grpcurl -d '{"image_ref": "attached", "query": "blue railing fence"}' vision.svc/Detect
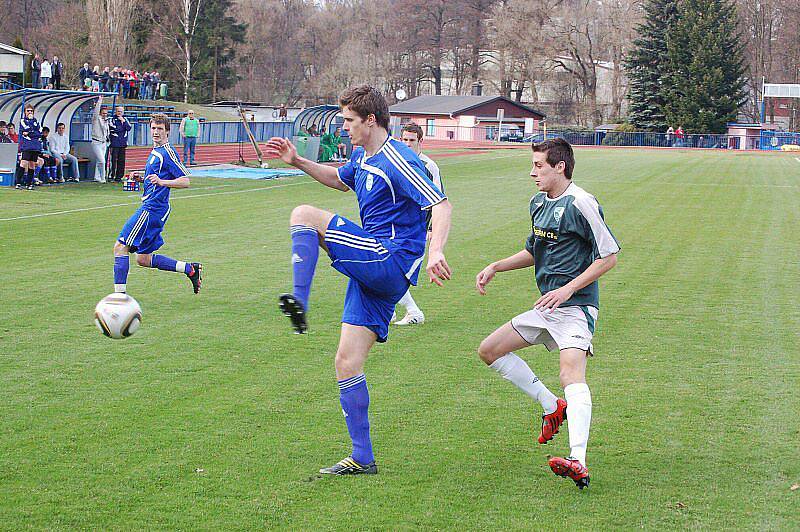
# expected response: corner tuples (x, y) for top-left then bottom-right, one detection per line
(66, 116), (799, 151)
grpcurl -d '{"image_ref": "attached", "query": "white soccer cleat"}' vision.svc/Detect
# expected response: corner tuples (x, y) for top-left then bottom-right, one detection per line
(395, 312), (425, 326)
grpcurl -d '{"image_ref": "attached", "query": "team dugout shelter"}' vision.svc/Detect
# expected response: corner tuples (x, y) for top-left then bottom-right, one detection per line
(0, 88), (118, 184)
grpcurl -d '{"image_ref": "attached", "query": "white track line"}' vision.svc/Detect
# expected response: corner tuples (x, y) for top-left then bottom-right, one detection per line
(795, 157), (800, 163)
(0, 180), (314, 222)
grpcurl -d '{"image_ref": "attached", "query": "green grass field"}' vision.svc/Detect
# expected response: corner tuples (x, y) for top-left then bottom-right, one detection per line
(1, 148), (798, 529)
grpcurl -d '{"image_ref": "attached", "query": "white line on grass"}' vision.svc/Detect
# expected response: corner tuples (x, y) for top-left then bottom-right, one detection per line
(795, 157), (800, 163)
(0, 180), (314, 222)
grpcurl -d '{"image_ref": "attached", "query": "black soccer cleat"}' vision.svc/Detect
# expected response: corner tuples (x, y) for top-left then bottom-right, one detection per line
(319, 456), (378, 476)
(279, 293), (307, 334)
(186, 262), (203, 294)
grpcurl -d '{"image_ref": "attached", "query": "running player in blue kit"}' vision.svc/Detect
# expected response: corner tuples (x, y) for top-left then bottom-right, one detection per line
(113, 113), (202, 295)
(265, 86), (452, 475)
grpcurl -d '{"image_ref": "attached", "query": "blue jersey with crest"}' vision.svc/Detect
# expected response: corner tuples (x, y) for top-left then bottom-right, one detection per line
(336, 136), (446, 282)
(141, 143), (188, 212)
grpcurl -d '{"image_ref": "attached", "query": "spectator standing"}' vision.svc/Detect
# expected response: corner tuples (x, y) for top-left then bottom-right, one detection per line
(7, 123), (18, 142)
(52, 56), (63, 89)
(100, 67), (111, 92)
(31, 54), (42, 89)
(141, 72), (150, 100)
(278, 104), (287, 121)
(79, 63), (91, 89)
(90, 97), (110, 182)
(152, 72), (161, 99)
(179, 110), (200, 165)
(111, 67), (120, 94)
(675, 125), (685, 147)
(51, 122), (80, 181)
(91, 66), (101, 91)
(40, 59), (52, 89)
(109, 106), (132, 182)
(18, 104), (43, 190)
(666, 126), (675, 147)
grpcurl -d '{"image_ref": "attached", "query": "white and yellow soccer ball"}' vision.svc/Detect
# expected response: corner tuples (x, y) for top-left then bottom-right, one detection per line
(94, 293), (142, 339)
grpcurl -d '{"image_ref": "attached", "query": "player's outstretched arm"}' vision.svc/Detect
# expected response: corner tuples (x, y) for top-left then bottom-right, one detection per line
(264, 136), (347, 191)
(426, 199), (453, 286)
(534, 253), (617, 311)
(475, 250), (535, 295)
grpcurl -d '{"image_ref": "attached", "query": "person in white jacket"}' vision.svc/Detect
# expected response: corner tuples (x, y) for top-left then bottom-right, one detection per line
(91, 97), (110, 182)
(40, 60), (52, 88)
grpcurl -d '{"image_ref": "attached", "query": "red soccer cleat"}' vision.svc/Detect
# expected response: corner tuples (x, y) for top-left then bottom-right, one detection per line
(538, 398), (567, 444)
(548, 456), (590, 489)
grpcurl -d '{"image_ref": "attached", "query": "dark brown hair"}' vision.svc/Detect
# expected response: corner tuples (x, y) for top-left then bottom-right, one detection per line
(532, 138), (575, 179)
(401, 122), (424, 140)
(150, 113), (171, 132)
(339, 85), (390, 130)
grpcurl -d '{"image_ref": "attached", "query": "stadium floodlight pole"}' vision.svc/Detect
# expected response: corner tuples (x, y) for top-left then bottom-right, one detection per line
(237, 102), (266, 168)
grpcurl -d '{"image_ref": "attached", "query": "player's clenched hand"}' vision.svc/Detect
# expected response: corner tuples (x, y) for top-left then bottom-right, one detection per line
(475, 264), (497, 295)
(426, 251), (451, 286)
(264, 137), (298, 165)
(146, 174), (161, 185)
(534, 286), (574, 311)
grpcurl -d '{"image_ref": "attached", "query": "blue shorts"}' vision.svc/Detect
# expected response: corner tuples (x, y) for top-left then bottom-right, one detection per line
(118, 206), (170, 254)
(325, 215), (411, 342)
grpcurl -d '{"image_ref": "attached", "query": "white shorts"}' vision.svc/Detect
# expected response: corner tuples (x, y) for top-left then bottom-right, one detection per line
(510, 305), (598, 354)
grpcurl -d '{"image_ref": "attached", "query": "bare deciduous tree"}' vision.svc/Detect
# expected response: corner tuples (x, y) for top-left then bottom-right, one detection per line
(86, 0), (137, 66)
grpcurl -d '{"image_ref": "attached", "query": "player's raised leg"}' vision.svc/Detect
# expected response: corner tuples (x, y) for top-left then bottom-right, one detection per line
(319, 324), (378, 475)
(478, 322), (566, 444)
(279, 204), (334, 334)
(136, 253), (202, 293)
(549, 347), (591, 488)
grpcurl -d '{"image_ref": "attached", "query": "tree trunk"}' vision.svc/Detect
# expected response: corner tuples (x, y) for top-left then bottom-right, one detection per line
(212, 44), (218, 102)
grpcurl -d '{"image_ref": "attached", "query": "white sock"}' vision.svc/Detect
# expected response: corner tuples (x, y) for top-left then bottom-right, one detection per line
(175, 260), (186, 273)
(489, 352), (558, 413)
(564, 382), (592, 466)
(114, 283), (126, 293)
(398, 289), (421, 314)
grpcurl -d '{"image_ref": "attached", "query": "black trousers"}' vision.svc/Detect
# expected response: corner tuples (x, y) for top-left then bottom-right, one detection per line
(52, 75), (61, 90)
(110, 146), (126, 181)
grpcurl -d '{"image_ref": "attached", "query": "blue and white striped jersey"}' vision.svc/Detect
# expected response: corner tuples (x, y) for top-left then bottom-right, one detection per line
(337, 136), (446, 281)
(141, 143), (188, 212)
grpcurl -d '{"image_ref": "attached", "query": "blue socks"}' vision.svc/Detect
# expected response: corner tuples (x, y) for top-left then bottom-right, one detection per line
(290, 225), (319, 309)
(114, 255), (129, 292)
(338, 374), (374, 465)
(151, 254), (192, 274)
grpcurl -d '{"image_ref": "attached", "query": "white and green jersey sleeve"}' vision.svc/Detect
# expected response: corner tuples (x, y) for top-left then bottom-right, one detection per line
(525, 182), (620, 308)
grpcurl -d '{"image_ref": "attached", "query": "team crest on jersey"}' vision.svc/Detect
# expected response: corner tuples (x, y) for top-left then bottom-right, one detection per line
(553, 206), (565, 223)
(366, 174), (374, 191)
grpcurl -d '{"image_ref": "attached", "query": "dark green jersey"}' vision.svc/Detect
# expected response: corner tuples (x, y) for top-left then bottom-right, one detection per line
(525, 182), (620, 308)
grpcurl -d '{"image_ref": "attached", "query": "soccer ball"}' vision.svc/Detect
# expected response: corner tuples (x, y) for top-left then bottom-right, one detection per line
(94, 293), (142, 339)
(260, 162), (270, 169)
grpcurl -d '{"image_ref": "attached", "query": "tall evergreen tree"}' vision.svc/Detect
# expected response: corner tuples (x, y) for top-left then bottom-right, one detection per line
(189, 0), (246, 103)
(624, 0), (679, 131)
(663, 0), (747, 133)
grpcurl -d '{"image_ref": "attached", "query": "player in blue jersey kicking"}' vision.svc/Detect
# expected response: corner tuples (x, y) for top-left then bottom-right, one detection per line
(113, 113), (202, 295)
(475, 138), (619, 489)
(265, 85), (452, 475)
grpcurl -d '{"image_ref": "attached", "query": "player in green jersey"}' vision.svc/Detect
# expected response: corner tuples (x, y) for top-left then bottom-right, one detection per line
(475, 138), (620, 489)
